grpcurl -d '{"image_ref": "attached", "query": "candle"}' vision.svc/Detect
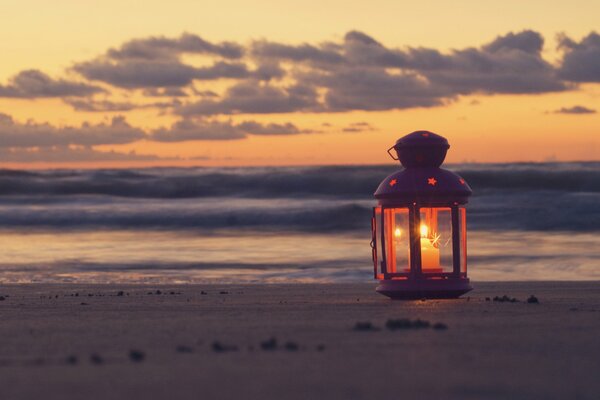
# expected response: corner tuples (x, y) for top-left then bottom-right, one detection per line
(420, 224), (440, 270)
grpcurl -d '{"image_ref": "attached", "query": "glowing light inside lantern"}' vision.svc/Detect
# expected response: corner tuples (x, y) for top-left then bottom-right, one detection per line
(394, 227), (402, 238)
(420, 224), (428, 238)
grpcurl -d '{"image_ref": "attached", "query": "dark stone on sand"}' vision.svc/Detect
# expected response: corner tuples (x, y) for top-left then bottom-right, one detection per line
(354, 322), (379, 331)
(201, 291), (208, 295)
(433, 322), (448, 330)
(129, 350), (145, 362)
(386, 318), (430, 330)
(260, 337), (278, 350)
(65, 355), (78, 365)
(316, 344), (325, 352)
(220, 291), (229, 295)
(117, 291), (124, 296)
(155, 290), (162, 295)
(212, 341), (238, 353)
(493, 295), (519, 303)
(176, 345), (194, 353)
(170, 291), (175, 295)
(147, 292), (153, 295)
(485, 297), (491, 301)
(0, 296), (5, 301)
(90, 353), (103, 365)
(80, 302), (89, 306)
(527, 295), (539, 304)
(284, 342), (299, 351)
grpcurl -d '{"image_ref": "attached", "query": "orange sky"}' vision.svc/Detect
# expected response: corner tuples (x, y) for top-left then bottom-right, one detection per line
(0, 0), (598, 168)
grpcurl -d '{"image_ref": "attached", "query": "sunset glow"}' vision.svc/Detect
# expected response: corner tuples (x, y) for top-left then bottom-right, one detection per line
(0, 0), (598, 168)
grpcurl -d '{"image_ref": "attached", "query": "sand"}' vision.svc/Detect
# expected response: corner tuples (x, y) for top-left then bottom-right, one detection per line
(0, 282), (598, 400)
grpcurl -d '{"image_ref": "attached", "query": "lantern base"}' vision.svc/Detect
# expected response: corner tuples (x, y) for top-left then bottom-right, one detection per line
(376, 278), (472, 300)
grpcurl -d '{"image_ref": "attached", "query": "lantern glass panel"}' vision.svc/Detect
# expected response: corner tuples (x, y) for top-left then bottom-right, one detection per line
(372, 207), (382, 279)
(460, 207), (467, 275)
(383, 208), (410, 274)
(388, 208), (410, 273)
(419, 207), (453, 274)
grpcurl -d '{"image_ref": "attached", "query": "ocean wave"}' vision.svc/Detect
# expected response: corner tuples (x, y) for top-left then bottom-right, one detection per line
(0, 162), (598, 199)
(0, 163), (598, 232)
(0, 191), (597, 232)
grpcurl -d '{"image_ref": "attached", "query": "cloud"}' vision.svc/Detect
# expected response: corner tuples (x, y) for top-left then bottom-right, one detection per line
(238, 30), (567, 115)
(143, 87), (189, 97)
(2, 30), (591, 118)
(73, 59), (250, 89)
(0, 113), (146, 148)
(152, 118), (305, 141)
(306, 68), (448, 111)
(251, 40), (344, 66)
(0, 147), (171, 163)
(0, 70), (103, 98)
(558, 32), (600, 82)
(411, 30), (567, 94)
(341, 121), (376, 132)
(106, 33), (244, 60)
(553, 105), (596, 114)
(236, 121), (303, 135)
(177, 80), (319, 115)
(64, 98), (138, 112)
(71, 32), (249, 89)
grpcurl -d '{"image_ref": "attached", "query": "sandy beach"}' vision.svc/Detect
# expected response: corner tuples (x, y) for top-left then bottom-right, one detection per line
(0, 282), (598, 400)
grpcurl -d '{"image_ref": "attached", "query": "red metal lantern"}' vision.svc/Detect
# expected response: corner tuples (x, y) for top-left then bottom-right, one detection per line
(371, 131), (473, 299)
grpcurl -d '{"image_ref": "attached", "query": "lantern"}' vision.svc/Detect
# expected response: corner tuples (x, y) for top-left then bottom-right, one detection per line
(371, 131), (473, 299)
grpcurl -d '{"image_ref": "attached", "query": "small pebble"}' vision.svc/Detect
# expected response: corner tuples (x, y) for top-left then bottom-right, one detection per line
(316, 344), (325, 352)
(65, 355), (78, 365)
(284, 342), (299, 351)
(117, 291), (124, 296)
(353, 322), (379, 331)
(155, 290), (162, 295)
(201, 291), (208, 295)
(527, 295), (539, 304)
(0, 296), (5, 301)
(90, 353), (104, 365)
(129, 350), (145, 362)
(220, 291), (229, 295)
(260, 337), (278, 351)
(386, 318), (430, 330)
(176, 345), (194, 353)
(485, 297), (491, 301)
(493, 295), (518, 303)
(80, 302), (89, 306)
(212, 341), (238, 353)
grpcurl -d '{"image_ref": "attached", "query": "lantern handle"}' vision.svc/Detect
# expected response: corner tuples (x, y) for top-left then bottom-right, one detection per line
(387, 146), (399, 160)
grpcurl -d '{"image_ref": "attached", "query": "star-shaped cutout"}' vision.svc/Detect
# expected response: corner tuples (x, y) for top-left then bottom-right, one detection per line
(459, 178), (465, 185)
(427, 177), (437, 186)
(421, 132), (430, 137)
(389, 179), (397, 187)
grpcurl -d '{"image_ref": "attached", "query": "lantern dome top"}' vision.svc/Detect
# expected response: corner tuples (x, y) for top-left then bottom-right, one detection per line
(375, 131), (472, 206)
(390, 130), (449, 168)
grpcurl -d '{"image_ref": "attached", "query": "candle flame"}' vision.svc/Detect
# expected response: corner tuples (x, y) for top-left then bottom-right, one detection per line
(394, 227), (401, 238)
(420, 224), (428, 238)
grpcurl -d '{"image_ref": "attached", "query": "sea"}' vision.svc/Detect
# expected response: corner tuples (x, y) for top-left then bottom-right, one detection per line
(0, 162), (598, 283)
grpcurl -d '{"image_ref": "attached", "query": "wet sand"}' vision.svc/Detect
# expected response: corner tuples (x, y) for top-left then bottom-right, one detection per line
(0, 282), (598, 400)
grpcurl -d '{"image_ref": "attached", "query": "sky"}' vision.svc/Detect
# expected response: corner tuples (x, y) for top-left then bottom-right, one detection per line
(0, 0), (599, 168)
